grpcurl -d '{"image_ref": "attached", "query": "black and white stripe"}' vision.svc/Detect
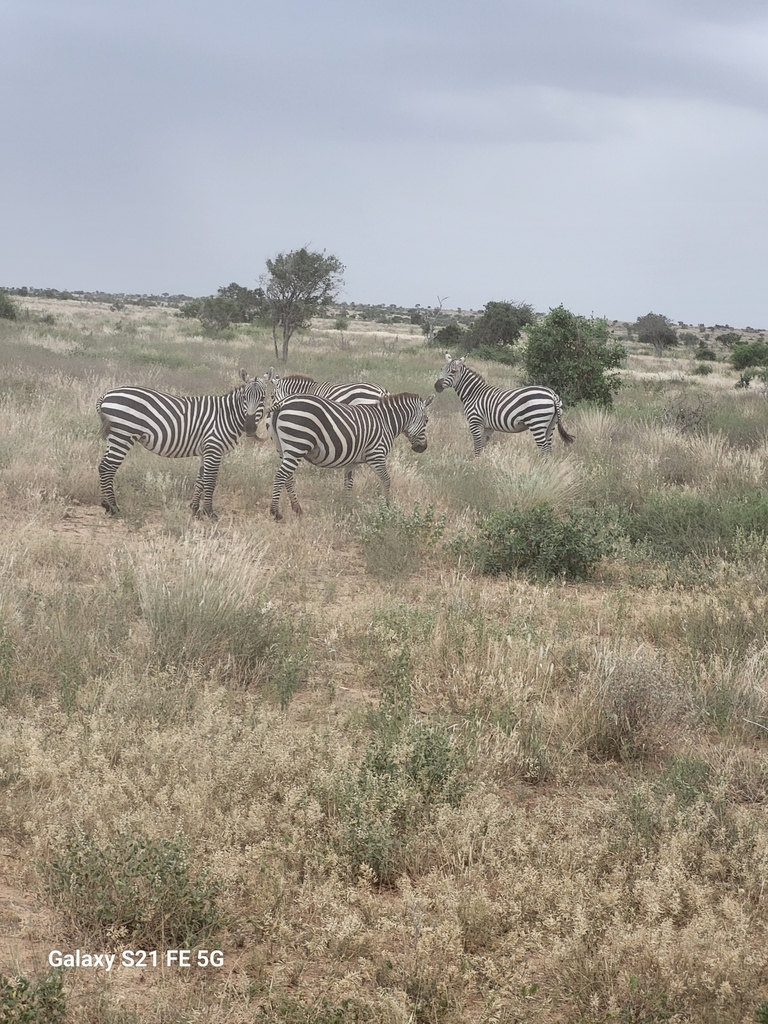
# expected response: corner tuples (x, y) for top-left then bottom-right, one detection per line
(270, 371), (388, 406)
(434, 354), (574, 456)
(97, 369), (267, 519)
(267, 392), (433, 519)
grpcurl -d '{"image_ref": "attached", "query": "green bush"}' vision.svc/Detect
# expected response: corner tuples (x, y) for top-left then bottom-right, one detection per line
(523, 306), (625, 408)
(330, 644), (467, 883)
(0, 971), (66, 1024)
(358, 501), (446, 579)
(462, 300), (533, 353)
(0, 290), (19, 320)
(46, 830), (221, 947)
(691, 363), (714, 376)
(695, 345), (717, 361)
(463, 503), (611, 581)
(731, 342), (768, 371)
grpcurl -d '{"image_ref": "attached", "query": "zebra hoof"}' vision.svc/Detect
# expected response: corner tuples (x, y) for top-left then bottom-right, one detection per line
(102, 500), (119, 516)
(271, 510), (283, 521)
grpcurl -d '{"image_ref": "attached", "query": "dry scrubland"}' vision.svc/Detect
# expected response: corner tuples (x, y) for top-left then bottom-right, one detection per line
(1, 299), (768, 1024)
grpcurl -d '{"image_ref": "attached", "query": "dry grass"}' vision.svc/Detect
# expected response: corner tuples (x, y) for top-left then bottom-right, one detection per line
(1, 303), (767, 1022)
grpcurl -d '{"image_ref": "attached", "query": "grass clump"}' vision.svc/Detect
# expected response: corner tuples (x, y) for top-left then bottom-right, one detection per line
(576, 652), (683, 763)
(625, 492), (768, 560)
(45, 829), (221, 947)
(136, 540), (310, 704)
(0, 970), (66, 1024)
(461, 503), (611, 581)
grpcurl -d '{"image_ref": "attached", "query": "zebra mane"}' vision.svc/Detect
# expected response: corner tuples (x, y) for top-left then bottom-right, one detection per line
(283, 372), (315, 382)
(378, 391), (421, 404)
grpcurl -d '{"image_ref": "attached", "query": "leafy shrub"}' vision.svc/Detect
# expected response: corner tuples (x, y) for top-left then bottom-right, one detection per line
(330, 646), (467, 883)
(523, 305), (625, 408)
(695, 344), (717, 361)
(46, 829), (220, 946)
(463, 503), (611, 581)
(431, 323), (464, 350)
(731, 342), (768, 371)
(691, 362), (714, 376)
(358, 501), (446, 579)
(0, 289), (19, 320)
(461, 300), (533, 352)
(716, 331), (742, 348)
(0, 970), (66, 1024)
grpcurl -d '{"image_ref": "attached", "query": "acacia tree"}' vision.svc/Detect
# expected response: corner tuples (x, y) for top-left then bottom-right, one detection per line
(262, 248), (345, 361)
(635, 312), (678, 356)
(523, 305), (625, 408)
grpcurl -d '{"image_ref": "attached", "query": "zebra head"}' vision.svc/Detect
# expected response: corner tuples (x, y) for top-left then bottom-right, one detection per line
(401, 394), (434, 453)
(239, 369), (268, 436)
(270, 372), (314, 405)
(434, 353), (466, 393)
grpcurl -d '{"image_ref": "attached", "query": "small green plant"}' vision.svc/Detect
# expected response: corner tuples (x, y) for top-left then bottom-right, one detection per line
(691, 362), (714, 376)
(463, 503), (611, 581)
(0, 970), (66, 1023)
(46, 829), (220, 946)
(755, 1000), (768, 1023)
(358, 501), (446, 579)
(331, 646), (467, 883)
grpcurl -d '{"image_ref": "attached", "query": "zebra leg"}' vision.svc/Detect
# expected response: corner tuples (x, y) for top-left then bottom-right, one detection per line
(190, 462), (204, 515)
(368, 458), (392, 503)
(468, 419), (489, 457)
(98, 431), (135, 515)
(531, 422), (553, 455)
(196, 450), (223, 520)
(344, 467), (355, 492)
(270, 455), (303, 520)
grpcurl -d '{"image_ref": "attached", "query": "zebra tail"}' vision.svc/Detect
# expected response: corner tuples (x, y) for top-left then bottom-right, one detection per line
(557, 419), (575, 445)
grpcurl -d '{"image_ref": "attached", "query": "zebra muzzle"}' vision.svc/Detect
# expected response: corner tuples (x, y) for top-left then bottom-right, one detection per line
(434, 380), (445, 393)
(411, 441), (427, 453)
(244, 415), (258, 436)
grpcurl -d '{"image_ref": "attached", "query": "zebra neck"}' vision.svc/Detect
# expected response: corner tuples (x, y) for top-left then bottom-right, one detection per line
(454, 367), (487, 403)
(377, 397), (414, 437)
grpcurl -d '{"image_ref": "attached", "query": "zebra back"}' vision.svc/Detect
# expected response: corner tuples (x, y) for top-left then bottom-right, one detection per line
(271, 372), (387, 406)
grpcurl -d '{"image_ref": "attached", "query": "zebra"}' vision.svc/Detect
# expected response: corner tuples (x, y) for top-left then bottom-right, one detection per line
(269, 370), (388, 407)
(434, 354), (574, 456)
(97, 369), (268, 520)
(267, 392), (434, 519)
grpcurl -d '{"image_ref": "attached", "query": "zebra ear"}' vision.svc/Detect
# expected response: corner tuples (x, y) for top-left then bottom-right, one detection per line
(424, 394), (435, 407)
(445, 352), (452, 361)
(266, 366), (276, 381)
(239, 368), (248, 382)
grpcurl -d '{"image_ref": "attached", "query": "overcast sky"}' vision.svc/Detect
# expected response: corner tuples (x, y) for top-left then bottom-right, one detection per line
(2, 0), (768, 325)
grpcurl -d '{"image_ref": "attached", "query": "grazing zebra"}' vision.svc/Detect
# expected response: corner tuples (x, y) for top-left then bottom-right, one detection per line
(97, 369), (267, 520)
(434, 354), (574, 455)
(270, 370), (388, 406)
(267, 392), (434, 519)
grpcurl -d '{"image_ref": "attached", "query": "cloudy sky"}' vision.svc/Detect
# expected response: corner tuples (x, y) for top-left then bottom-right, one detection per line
(2, 0), (767, 324)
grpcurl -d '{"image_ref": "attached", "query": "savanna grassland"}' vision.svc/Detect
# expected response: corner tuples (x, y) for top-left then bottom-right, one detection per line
(1, 298), (768, 1024)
